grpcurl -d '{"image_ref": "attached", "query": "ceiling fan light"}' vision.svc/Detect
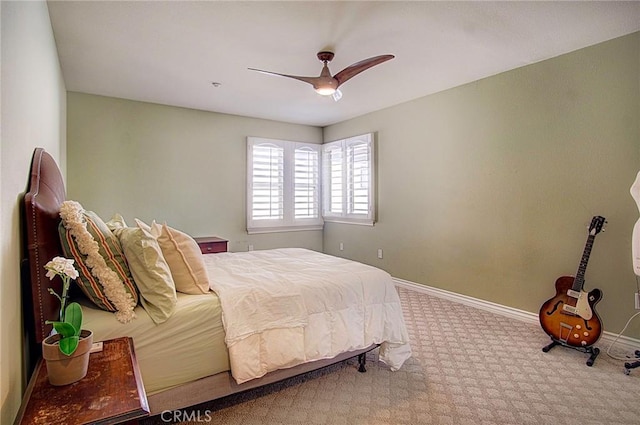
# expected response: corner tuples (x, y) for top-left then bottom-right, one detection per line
(315, 86), (336, 96)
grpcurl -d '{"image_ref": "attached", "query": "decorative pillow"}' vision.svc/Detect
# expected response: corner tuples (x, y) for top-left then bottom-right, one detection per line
(58, 204), (139, 322)
(108, 214), (177, 324)
(135, 218), (152, 232)
(135, 219), (210, 294)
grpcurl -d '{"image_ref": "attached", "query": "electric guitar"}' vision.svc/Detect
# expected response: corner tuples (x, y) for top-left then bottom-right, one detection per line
(539, 216), (605, 348)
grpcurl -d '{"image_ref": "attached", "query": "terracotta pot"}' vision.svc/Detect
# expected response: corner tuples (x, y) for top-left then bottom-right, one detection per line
(42, 330), (93, 386)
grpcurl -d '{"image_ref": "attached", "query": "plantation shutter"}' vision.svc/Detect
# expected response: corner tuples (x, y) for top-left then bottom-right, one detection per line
(251, 142), (284, 221)
(322, 144), (344, 215)
(322, 133), (374, 225)
(294, 147), (320, 219)
(347, 140), (370, 215)
(247, 137), (323, 233)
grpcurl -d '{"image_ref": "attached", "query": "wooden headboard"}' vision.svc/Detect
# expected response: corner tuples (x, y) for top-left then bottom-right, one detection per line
(23, 148), (66, 344)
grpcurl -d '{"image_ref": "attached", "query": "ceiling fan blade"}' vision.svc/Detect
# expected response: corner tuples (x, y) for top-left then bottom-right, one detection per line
(333, 54), (395, 87)
(248, 68), (319, 86)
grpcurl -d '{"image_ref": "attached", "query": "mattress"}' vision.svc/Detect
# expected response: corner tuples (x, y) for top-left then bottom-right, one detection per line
(81, 292), (229, 395)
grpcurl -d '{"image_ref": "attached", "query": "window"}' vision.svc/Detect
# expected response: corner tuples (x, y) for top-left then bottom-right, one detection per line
(322, 133), (375, 225)
(247, 137), (322, 233)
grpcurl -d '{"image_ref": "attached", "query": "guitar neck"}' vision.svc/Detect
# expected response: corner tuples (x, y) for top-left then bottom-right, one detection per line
(573, 234), (595, 292)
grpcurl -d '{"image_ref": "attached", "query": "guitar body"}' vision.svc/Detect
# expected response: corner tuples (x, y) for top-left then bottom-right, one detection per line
(539, 275), (602, 347)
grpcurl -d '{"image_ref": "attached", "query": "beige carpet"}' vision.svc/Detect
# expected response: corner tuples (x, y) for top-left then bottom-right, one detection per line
(143, 286), (640, 425)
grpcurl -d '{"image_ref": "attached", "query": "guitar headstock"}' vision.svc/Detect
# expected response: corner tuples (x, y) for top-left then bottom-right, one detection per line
(589, 216), (606, 236)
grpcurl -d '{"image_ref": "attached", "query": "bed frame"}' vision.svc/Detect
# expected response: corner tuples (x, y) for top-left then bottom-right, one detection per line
(21, 147), (374, 415)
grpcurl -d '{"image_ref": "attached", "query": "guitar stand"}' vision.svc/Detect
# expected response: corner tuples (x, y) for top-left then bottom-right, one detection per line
(624, 351), (640, 375)
(542, 338), (600, 366)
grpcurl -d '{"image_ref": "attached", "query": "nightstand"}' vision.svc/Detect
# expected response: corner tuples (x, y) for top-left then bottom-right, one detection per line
(194, 236), (228, 254)
(14, 337), (149, 425)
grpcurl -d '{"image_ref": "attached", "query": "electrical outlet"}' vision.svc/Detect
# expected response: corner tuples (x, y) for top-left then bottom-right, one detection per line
(377, 249), (383, 259)
(339, 242), (344, 251)
(90, 342), (103, 353)
(248, 244), (254, 251)
(635, 292), (640, 310)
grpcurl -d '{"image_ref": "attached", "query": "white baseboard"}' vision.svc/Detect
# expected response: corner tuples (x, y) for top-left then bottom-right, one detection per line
(393, 277), (640, 355)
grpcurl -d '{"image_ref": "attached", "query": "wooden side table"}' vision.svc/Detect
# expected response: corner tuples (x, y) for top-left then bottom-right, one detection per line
(194, 236), (228, 254)
(14, 337), (149, 425)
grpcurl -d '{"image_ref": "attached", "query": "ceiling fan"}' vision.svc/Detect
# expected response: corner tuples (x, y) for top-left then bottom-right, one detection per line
(249, 51), (394, 101)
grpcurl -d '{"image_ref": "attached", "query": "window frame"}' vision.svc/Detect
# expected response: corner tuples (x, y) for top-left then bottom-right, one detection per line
(247, 137), (323, 234)
(322, 133), (376, 226)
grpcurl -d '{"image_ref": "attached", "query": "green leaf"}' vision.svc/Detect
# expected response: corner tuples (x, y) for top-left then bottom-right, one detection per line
(59, 335), (79, 356)
(47, 321), (76, 338)
(64, 302), (83, 336)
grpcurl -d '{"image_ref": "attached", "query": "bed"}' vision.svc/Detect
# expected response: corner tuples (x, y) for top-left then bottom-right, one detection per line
(21, 147), (411, 415)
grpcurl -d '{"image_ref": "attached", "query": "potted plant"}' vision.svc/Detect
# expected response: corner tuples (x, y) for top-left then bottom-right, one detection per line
(41, 256), (94, 386)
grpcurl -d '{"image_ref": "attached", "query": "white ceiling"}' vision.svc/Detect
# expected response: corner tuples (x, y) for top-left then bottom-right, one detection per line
(47, 1), (640, 127)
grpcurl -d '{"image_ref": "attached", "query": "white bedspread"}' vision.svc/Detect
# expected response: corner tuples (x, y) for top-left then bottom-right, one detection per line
(204, 248), (411, 384)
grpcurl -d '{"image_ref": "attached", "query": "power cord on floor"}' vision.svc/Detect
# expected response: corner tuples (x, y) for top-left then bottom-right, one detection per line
(606, 280), (640, 362)
(605, 311), (640, 361)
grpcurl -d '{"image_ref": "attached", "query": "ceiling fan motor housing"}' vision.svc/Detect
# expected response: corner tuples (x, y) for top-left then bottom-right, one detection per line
(317, 51), (335, 63)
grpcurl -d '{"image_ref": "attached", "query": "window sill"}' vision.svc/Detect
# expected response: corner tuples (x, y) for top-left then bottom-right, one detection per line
(247, 224), (324, 234)
(322, 218), (375, 226)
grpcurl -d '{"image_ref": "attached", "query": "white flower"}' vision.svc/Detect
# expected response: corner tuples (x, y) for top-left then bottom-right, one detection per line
(44, 256), (79, 323)
(44, 256), (79, 281)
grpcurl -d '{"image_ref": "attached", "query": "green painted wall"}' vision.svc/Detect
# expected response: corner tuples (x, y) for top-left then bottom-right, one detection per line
(1, 1), (67, 423)
(323, 33), (640, 338)
(66, 93), (323, 253)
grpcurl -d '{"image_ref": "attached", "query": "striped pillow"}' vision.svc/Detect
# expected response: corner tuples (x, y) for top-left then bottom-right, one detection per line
(59, 210), (139, 312)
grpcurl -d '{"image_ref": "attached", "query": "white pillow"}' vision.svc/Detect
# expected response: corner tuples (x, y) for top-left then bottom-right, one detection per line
(135, 219), (210, 295)
(108, 215), (177, 324)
